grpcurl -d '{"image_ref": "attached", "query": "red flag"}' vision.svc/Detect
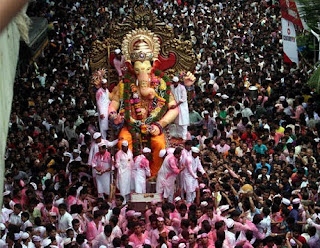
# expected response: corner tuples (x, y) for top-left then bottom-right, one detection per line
(280, 0), (303, 29)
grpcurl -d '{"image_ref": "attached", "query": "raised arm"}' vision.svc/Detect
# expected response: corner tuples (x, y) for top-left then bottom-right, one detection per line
(158, 93), (179, 128)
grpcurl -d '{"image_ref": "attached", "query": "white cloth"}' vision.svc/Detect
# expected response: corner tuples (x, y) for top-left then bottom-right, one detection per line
(8, 213), (22, 226)
(1, 207), (13, 223)
(176, 124), (188, 140)
(58, 212), (73, 233)
(184, 155), (205, 192)
(21, 220), (33, 231)
(96, 88), (110, 139)
(258, 216), (271, 237)
(115, 149), (134, 196)
(171, 84), (190, 126)
(88, 139), (118, 179)
(133, 155), (151, 193)
(156, 154), (180, 202)
(179, 149), (192, 196)
(225, 230), (236, 246)
(92, 232), (112, 248)
(92, 151), (112, 195)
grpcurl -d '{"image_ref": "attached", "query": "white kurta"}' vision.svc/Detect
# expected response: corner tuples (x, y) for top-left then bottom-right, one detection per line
(88, 139), (118, 178)
(92, 151), (112, 195)
(183, 156), (205, 193)
(115, 149), (134, 196)
(133, 155), (151, 193)
(180, 149), (192, 193)
(96, 87), (110, 139)
(156, 154), (180, 199)
(171, 84), (190, 126)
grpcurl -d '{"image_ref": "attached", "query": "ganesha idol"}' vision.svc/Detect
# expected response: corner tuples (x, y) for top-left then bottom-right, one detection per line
(107, 28), (195, 176)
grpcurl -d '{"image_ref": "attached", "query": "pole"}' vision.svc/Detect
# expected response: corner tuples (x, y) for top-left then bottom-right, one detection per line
(107, 40), (111, 87)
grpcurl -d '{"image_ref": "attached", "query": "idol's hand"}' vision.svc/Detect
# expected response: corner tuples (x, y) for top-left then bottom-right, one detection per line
(114, 114), (124, 125)
(183, 71), (196, 87)
(150, 124), (160, 136)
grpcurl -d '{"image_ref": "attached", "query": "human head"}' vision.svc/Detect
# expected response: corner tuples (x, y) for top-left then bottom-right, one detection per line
(122, 140), (129, 153)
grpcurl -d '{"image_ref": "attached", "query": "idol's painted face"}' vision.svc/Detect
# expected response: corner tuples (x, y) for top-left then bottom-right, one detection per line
(133, 60), (152, 75)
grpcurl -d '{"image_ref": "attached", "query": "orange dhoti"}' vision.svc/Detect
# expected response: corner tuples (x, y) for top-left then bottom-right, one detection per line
(118, 126), (165, 176)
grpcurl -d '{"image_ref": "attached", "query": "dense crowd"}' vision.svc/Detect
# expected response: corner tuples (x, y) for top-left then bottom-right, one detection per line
(2, 0), (320, 247)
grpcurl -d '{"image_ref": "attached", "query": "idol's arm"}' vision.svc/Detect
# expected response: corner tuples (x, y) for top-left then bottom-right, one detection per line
(158, 93), (178, 128)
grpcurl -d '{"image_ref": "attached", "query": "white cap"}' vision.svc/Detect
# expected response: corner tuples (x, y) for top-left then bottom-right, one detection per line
(172, 76), (179, 83)
(191, 147), (200, 153)
(159, 149), (167, 158)
(167, 148), (175, 154)
(203, 110), (209, 115)
(100, 246), (108, 248)
(73, 149), (79, 153)
(221, 94), (229, 99)
(3, 191), (11, 196)
(174, 196), (182, 202)
(49, 211), (57, 217)
(282, 198), (290, 206)
(216, 93), (221, 97)
(98, 141), (107, 148)
(133, 212), (142, 217)
(219, 205), (230, 212)
(93, 132), (101, 140)
(32, 236), (41, 242)
(21, 232), (29, 239)
(200, 201), (208, 207)
(172, 236), (180, 244)
(64, 238), (72, 245)
(279, 96), (286, 101)
(143, 147), (151, 153)
(30, 182), (37, 190)
(122, 140), (128, 147)
(115, 49), (121, 54)
(0, 223), (6, 231)
(225, 218), (234, 228)
(126, 210), (135, 217)
(63, 152), (72, 158)
(14, 233), (21, 241)
(101, 79), (108, 84)
(178, 244), (186, 248)
(157, 217), (164, 222)
(292, 198), (301, 204)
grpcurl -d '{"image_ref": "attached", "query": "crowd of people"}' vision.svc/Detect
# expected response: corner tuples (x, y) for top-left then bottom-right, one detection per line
(2, 0), (320, 247)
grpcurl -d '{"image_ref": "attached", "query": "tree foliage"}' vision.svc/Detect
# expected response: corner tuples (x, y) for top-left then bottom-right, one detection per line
(297, 0), (320, 32)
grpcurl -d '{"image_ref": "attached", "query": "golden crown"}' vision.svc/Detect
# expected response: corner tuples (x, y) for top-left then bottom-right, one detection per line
(122, 28), (160, 62)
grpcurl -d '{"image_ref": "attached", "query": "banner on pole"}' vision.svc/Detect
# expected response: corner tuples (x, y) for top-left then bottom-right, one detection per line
(281, 18), (299, 64)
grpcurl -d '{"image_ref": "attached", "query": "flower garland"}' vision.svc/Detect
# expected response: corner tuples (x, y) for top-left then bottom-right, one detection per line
(122, 69), (171, 156)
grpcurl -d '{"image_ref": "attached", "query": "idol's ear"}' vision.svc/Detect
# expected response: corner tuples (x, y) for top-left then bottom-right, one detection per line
(151, 59), (160, 74)
(125, 61), (134, 75)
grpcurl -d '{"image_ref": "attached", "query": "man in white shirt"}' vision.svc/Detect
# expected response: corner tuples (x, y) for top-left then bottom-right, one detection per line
(171, 76), (190, 140)
(8, 203), (22, 227)
(92, 225), (113, 248)
(183, 147), (206, 204)
(96, 79), (110, 140)
(115, 140), (134, 203)
(258, 207), (271, 237)
(58, 203), (73, 238)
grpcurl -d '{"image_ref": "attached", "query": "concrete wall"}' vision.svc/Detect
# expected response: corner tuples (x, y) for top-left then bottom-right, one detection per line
(0, 16), (21, 208)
